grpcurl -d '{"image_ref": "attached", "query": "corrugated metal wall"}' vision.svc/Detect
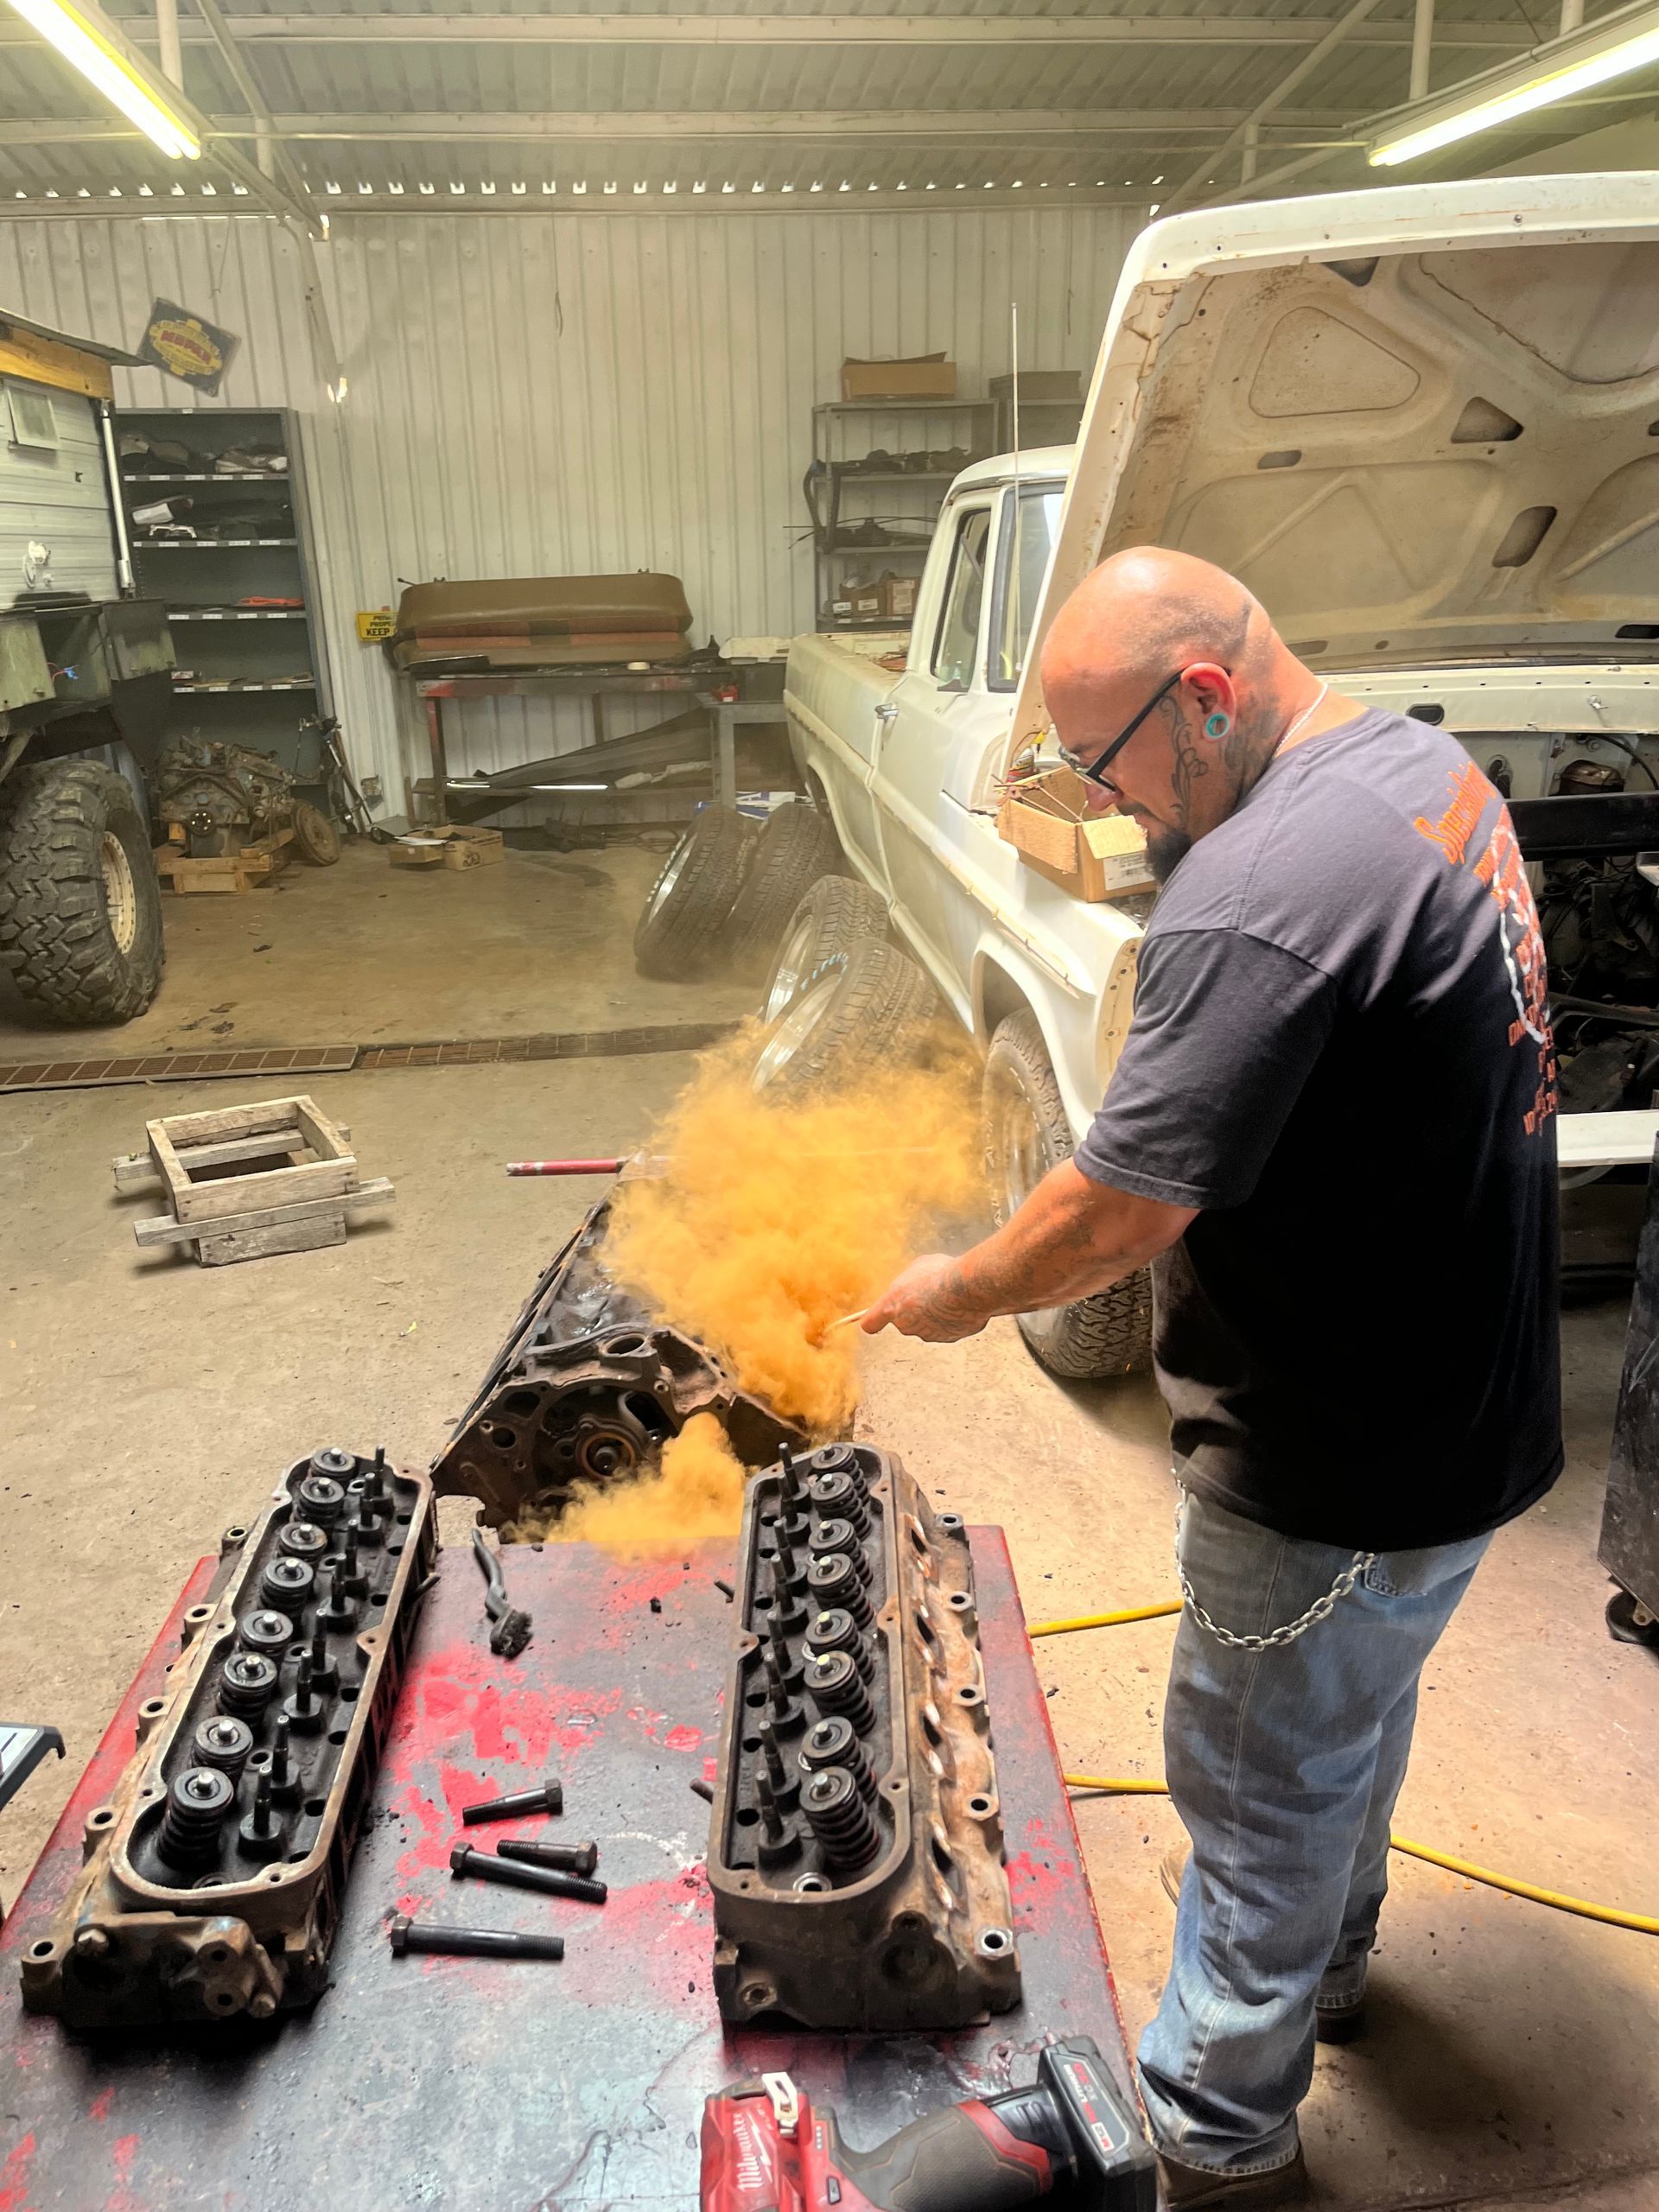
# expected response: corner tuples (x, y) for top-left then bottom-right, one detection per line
(0, 206), (1142, 806)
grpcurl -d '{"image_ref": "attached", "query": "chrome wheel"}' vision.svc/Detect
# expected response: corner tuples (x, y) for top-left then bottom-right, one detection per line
(752, 971), (842, 1090)
(764, 908), (821, 1023)
(643, 835), (690, 922)
(99, 831), (137, 957)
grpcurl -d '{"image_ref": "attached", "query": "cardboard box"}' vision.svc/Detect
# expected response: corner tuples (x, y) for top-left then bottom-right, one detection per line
(884, 575), (918, 621)
(996, 765), (1156, 901)
(841, 353), (957, 402)
(389, 825), (505, 873)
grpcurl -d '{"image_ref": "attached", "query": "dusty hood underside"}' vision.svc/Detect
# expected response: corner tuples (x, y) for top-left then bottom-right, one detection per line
(1103, 238), (1659, 671)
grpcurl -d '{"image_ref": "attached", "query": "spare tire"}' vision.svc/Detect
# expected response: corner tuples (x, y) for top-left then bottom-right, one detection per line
(751, 938), (937, 1096)
(982, 1007), (1153, 1381)
(760, 875), (889, 1023)
(0, 759), (164, 1027)
(633, 805), (754, 979)
(725, 802), (842, 981)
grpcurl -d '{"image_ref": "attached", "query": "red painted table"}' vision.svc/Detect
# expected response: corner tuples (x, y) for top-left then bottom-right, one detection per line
(0, 1530), (1133, 2211)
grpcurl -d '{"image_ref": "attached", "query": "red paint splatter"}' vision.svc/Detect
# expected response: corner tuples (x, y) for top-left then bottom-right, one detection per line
(88, 2088), (113, 2124)
(105, 2133), (140, 2212)
(557, 1866), (713, 2007)
(393, 1759), (493, 1887)
(383, 1642), (622, 1781)
(602, 1561), (693, 1616)
(0, 2131), (35, 2212)
(664, 1725), (703, 1754)
(1007, 1814), (1077, 1926)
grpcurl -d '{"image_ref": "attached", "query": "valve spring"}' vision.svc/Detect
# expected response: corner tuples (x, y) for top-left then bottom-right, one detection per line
(310, 1446), (356, 1481)
(805, 1553), (872, 1626)
(237, 1608), (295, 1658)
(800, 1765), (880, 1870)
(809, 1518), (870, 1580)
(296, 1471), (346, 1527)
(261, 1554), (315, 1611)
(805, 1649), (876, 1735)
(798, 1714), (877, 1800)
(810, 1443), (862, 1484)
(808, 1471), (870, 1535)
(217, 1650), (279, 1718)
(804, 1607), (874, 1681)
(157, 1765), (235, 1872)
(192, 1715), (254, 1778)
(278, 1519), (329, 1563)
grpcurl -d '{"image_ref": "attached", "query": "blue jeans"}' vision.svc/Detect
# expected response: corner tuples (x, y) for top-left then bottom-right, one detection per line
(1137, 1486), (1491, 2176)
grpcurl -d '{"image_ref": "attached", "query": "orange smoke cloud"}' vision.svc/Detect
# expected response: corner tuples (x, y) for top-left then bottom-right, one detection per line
(550, 1409), (747, 1558)
(606, 1033), (983, 1435)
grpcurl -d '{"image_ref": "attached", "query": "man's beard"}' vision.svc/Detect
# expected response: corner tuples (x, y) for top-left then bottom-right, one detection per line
(1147, 828), (1192, 883)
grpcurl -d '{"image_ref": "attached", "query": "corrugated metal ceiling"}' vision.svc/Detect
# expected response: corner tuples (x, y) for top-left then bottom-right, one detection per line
(1, 0), (1653, 209)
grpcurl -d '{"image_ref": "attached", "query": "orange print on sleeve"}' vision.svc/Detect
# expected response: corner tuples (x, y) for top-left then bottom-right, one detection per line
(1413, 760), (1494, 868)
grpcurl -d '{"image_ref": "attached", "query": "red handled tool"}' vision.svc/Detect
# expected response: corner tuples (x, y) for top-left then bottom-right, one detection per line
(700, 2038), (1156, 2212)
(505, 1158), (626, 1177)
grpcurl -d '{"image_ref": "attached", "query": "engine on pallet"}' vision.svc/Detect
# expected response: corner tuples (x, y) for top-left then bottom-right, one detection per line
(156, 736), (339, 864)
(20, 1446), (433, 2028)
(432, 1197), (804, 1529)
(707, 1440), (1021, 2031)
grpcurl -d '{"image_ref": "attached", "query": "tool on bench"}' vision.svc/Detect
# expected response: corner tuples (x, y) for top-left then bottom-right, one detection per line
(507, 1157), (627, 1177)
(387, 1913), (564, 1962)
(499, 1836), (600, 1877)
(700, 2039), (1156, 2212)
(471, 1528), (533, 1657)
(450, 1841), (607, 1904)
(462, 1777), (563, 1823)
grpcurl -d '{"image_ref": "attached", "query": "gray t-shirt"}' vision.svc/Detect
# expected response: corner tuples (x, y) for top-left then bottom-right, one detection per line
(1076, 707), (1562, 1550)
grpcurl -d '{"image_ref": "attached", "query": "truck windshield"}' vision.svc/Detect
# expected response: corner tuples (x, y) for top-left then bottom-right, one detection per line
(990, 484), (1064, 692)
(931, 505), (993, 690)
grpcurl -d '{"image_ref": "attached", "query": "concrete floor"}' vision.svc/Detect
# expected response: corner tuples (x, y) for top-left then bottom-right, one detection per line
(1, 855), (1655, 2212)
(0, 842), (756, 1054)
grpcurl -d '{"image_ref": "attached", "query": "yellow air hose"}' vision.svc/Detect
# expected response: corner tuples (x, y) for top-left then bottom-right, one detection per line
(1030, 1602), (1657, 1937)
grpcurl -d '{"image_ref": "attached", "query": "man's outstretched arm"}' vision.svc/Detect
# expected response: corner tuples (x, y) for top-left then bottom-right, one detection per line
(861, 1160), (1194, 1344)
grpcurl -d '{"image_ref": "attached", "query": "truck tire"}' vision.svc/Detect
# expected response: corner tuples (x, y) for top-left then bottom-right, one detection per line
(724, 802), (842, 981)
(752, 938), (937, 1095)
(633, 805), (754, 980)
(760, 875), (889, 1023)
(982, 1008), (1153, 1381)
(0, 760), (164, 1027)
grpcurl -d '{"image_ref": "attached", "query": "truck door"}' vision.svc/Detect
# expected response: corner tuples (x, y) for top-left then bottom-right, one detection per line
(870, 494), (998, 990)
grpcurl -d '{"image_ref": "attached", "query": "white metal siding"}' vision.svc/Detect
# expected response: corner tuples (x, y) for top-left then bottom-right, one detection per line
(0, 383), (118, 606)
(0, 207), (1141, 802)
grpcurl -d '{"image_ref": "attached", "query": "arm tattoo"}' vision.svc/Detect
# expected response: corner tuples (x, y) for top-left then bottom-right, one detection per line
(911, 1261), (986, 1333)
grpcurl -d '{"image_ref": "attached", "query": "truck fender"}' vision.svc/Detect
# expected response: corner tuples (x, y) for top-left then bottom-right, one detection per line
(971, 941), (1102, 1146)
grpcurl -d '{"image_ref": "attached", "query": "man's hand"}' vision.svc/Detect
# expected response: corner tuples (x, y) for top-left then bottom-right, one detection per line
(860, 1255), (989, 1344)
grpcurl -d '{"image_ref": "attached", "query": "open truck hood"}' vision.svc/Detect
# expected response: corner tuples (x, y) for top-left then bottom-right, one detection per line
(1012, 175), (1659, 757)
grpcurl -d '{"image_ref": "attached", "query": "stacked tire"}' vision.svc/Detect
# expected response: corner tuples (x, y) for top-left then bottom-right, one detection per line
(632, 798), (842, 984)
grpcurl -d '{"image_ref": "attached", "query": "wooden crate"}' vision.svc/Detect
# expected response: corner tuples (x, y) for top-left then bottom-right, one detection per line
(112, 1094), (394, 1265)
(154, 827), (295, 895)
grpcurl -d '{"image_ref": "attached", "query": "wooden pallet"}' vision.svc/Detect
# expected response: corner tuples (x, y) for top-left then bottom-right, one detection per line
(112, 1094), (394, 1265)
(154, 826), (294, 895)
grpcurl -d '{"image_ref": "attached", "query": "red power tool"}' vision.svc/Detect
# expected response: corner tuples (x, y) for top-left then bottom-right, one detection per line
(700, 2038), (1158, 2212)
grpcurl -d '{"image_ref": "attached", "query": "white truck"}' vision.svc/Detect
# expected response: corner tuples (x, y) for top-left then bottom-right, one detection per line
(776, 173), (1659, 1379)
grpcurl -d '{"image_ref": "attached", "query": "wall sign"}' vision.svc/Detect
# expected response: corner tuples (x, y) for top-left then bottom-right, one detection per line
(137, 300), (239, 395)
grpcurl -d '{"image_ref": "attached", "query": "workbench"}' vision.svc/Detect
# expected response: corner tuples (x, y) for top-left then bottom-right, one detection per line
(412, 668), (740, 819)
(0, 1529), (1134, 2210)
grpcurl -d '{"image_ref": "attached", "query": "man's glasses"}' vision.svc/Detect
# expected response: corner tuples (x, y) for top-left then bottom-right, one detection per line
(1059, 670), (1184, 788)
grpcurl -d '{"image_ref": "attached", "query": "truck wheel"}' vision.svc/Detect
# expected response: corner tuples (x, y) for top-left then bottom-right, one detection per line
(633, 805), (754, 980)
(0, 760), (164, 1027)
(982, 1008), (1153, 1381)
(752, 939), (936, 1095)
(725, 802), (842, 981)
(761, 876), (889, 1022)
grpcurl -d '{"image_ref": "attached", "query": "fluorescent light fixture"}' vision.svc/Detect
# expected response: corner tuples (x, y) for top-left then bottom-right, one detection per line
(4, 0), (198, 158)
(445, 780), (608, 794)
(1369, 0), (1659, 164)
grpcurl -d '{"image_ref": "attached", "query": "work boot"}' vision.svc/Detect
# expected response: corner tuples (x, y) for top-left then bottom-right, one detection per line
(1155, 1845), (1367, 2043)
(1158, 2146), (1308, 2209)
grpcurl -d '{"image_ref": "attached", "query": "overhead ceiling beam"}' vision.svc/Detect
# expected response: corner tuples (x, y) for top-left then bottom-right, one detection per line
(1158, 0), (1387, 210)
(0, 9), (1532, 41)
(190, 0), (307, 199)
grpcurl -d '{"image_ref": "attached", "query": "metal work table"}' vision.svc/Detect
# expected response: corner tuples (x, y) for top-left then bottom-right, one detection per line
(411, 668), (741, 818)
(0, 1528), (1133, 2210)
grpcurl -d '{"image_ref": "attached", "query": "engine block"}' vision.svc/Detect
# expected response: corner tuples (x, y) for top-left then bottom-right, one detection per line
(21, 1446), (434, 2028)
(432, 1197), (804, 1529)
(707, 1441), (1021, 2031)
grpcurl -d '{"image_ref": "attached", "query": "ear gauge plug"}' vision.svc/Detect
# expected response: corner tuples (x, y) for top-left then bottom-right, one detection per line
(1205, 713), (1231, 740)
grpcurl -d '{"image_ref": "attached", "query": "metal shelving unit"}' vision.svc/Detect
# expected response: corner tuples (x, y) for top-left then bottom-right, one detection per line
(115, 407), (332, 782)
(809, 397), (993, 632)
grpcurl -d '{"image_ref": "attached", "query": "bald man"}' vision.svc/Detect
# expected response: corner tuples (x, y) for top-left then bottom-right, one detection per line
(863, 549), (1562, 2207)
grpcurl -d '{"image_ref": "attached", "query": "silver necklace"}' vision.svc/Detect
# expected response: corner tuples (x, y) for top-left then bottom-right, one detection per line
(1274, 680), (1330, 754)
